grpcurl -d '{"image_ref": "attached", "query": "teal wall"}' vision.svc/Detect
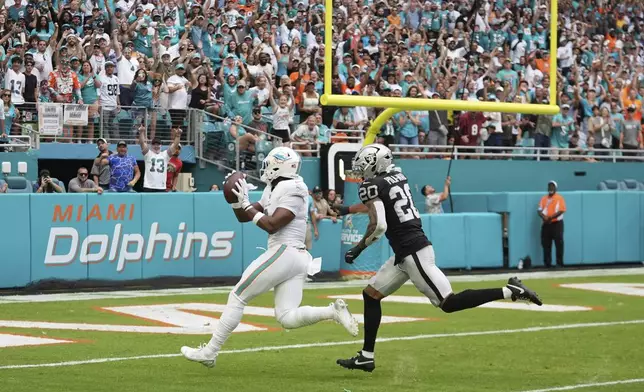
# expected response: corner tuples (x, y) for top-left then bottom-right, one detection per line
(0, 152), (39, 181)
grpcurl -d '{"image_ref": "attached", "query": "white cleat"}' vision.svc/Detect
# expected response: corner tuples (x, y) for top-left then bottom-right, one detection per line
(180, 344), (217, 368)
(332, 299), (359, 337)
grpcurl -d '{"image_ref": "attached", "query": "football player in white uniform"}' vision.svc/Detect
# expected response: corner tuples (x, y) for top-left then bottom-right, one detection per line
(139, 125), (181, 192)
(181, 147), (359, 368)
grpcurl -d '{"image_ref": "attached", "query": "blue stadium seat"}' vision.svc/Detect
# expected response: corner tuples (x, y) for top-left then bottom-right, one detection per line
(597, 180), (619, 190)
(5, 177), (32, 193)
(619, 179), (644, 191)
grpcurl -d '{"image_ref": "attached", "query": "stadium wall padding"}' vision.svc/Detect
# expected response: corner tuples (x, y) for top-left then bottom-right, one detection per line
(0, 191), (642, 289)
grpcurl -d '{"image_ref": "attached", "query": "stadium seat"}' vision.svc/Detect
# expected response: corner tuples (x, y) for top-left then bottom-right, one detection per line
(5, 176), (32, 193)
(597, 180), (619, 191)
(619, 179), (644, 191)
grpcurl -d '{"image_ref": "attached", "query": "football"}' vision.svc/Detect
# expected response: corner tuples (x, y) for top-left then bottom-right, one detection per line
(223, 171), (246, 204)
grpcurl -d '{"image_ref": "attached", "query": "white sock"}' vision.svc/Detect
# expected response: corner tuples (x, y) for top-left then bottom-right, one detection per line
(361, 350), (374, 359)
(278, 305), (335, 329)
(205, 292), (245, 356)
(502, 287), (513, 300)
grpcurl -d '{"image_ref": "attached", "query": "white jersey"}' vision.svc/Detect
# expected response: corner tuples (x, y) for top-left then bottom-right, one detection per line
(259, 177), (308, 249)
(143, 149), (170, 190)
(5, 69), (25, 105)
(99, 73), (120, 109)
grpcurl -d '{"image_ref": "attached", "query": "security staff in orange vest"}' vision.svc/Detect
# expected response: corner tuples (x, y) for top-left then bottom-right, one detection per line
(538, 181), (566, 267)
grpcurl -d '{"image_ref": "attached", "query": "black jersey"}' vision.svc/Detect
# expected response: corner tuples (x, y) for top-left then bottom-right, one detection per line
(359, 170), (431, 261)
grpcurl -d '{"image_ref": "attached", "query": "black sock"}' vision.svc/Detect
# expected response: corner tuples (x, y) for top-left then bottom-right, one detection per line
(361, 290), (382, 353)
(441, 288), (504, 313)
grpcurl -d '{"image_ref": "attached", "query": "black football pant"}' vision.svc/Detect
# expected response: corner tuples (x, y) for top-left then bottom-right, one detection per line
(541, 220), (564, 267)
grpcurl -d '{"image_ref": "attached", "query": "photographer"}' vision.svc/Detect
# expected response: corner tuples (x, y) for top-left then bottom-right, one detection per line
(35, 170), (63, 194)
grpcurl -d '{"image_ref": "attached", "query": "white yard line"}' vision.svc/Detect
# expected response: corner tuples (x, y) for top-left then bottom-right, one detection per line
(518, 378), (644, 392)
(1, 267), (643, 304)
(0, 319), (642, 370)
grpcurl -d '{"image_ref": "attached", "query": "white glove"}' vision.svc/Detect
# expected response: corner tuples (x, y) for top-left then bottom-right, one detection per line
(231, 178), (251, 210)
(225, 170), (258, 191)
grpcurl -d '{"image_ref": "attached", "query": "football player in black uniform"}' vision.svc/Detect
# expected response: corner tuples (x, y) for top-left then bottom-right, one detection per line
(336, 144), (542, 373)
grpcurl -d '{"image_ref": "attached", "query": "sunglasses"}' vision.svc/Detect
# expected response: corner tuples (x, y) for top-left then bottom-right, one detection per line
(78, 172), (88, 176)
(2, 94), (10, 97)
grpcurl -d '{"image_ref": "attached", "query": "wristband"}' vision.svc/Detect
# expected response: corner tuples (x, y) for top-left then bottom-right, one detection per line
(338, 205), (350, 216)
(252, 212), (265, 225)
(243, 202), (253, 211)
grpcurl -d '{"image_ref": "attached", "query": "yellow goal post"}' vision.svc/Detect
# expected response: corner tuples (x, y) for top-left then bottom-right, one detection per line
(320, 0), (560, 146)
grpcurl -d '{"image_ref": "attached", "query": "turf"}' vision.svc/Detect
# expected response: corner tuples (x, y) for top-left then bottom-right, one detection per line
(1, 273), (643, 392)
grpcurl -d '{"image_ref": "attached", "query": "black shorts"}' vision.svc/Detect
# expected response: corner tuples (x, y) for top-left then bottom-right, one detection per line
(143, 187), (166, 193)
(270, 128), (290, 142)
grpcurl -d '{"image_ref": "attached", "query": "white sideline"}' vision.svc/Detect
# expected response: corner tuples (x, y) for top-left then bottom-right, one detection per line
(0, 267), (642, 304)
(0, 319), (642, 370)
(518, 378), (644, 392)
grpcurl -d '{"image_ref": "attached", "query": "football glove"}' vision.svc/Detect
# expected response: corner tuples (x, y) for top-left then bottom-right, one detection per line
(231, 178), (252, 210)
(345, 245), (364, 264)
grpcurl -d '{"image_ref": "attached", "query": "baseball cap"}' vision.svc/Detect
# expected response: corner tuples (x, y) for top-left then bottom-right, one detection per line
(312, 186), (322, 193)
(627, 104), (636, 112)
(548, 180), (558, 188)
(175, 63), (185, 70)
(117, 140), (127, 147)
(96, 138), (107, 144)
(562, 104), (570, 109)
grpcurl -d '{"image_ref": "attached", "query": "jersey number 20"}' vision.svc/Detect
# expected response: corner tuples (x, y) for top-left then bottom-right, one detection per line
(389, 184), (420, 223)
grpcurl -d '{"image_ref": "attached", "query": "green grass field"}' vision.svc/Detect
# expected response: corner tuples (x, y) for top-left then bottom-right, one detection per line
(1, 271), (643, 392)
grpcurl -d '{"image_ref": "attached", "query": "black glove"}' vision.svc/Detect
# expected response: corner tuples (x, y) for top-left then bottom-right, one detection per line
(337, 205), (350, 216)
(345, 245), (363, 264)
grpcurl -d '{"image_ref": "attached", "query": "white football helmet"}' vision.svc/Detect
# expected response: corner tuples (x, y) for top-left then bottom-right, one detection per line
(260, 146), (301, 184)
(352, 143), (394, 180)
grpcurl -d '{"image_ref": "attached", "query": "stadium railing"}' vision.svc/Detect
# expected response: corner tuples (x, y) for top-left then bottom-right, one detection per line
(194, 109), (282, 182)
(0, 134), (35, 152)
(292, 129), (366, 157)
(391, 145), (644, 162)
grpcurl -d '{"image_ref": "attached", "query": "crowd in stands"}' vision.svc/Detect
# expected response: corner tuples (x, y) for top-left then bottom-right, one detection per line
(0, 0), (642, 159)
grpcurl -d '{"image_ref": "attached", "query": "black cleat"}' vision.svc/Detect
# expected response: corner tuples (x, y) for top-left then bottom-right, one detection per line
(337, 351), (375, 373)
(507, 277), (543, 306)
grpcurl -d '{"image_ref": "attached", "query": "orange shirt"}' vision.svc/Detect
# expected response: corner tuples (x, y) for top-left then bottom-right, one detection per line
(621, 87), (643, 122)
(538, 194), (566, 222)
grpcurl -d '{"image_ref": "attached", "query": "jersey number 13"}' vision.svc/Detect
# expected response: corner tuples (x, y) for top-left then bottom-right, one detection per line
(389, 184), (420, 223)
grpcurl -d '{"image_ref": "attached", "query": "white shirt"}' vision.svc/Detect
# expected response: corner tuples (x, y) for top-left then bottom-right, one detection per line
(248, 86), (270, 106)
(143, 149), (170, 189)
(272, 106), (291, 130)
(159, 44), (180, 61)
(5, 69), (25, 105)
(510, 39), (527, 64)
(117, 55), (139, 85)
(99, 73), (120, 109)
(166, 74), (189, 109)
(259, 177), (308, 249)
(90, 54), (106, 75)
(425, 194), (443, 214)
(33, 46), (53, 82)
(557, 42), (574, 68)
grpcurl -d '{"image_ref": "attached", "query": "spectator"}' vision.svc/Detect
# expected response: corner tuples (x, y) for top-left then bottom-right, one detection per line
(538, 181), (566, 268)
(421, 177), (451, 214)
(550, 104), (575, 160)
(35, 169), (63, 193)
(167, 144), (183, 192)
(92, 138), (112, 190)
(210, 184), (220, 191)
(292, 115), (318, 156)
(139, 125), (181, 193)
(620, 106), (643, 158)
(1, 90), (18, 136)
(69, 167), (103, 194)
(311, 185), (337, 223)
(167, 64), (190, 138)
(95, 140), (141, 193)
(268, 84), (294, 144)
(78, 61), (101, 142)
(98, 61), (120, 141)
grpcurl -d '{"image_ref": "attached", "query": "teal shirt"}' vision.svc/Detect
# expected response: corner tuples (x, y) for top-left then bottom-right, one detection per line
(78, 74), (98, 104)
(393, 112), (419, 138)
(496, 69), (519, 92)
(133, 81), (153, 108)
(133, 33), (153, 58)
(551, 114), (574, 148)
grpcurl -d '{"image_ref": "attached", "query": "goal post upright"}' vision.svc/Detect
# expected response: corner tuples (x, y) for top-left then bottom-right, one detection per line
(320, 0), (560, 147)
